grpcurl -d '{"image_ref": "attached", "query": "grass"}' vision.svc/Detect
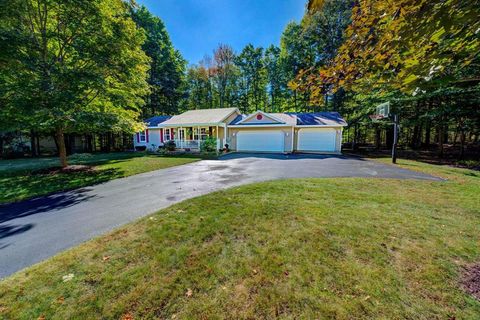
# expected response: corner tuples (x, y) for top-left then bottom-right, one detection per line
(0, 152), (200, 204)
(1, 159), (480, 319)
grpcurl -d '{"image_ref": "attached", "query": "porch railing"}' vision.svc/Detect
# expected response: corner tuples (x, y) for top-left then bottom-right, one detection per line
(173, 139), (221, 150)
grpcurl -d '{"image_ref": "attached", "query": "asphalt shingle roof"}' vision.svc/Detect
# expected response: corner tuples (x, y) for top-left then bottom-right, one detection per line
(162, 108), (238, 126)
(229, 111), (346, 126)
(293, 112), (347, 126)
(145, 115), (172, 127)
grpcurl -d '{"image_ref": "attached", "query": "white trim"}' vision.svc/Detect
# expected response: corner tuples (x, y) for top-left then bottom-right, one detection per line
(236, 110), (285, 125)
(139, 130), (146, 142)
(295, 124), (347, 128)
(228, 124), (293, 128)
(291, 126), (294, 152)
(157, 122), (226, 128)
(163, 128), (172, 141)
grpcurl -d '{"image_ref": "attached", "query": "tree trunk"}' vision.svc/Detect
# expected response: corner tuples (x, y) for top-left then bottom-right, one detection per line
(460, 130), (466, 159)
(55, 128), (68, 167)
(294, 90), (297, 113)
(437, 125), (444, 158)
(0, 135), (3, 159)
(36, 135), (41, 155)
(375, 125), (381, 150)
(424, 122), (431, 147)
(30, 130), (38, 157)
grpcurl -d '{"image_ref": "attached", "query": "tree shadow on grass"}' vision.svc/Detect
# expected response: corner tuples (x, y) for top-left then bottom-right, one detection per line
(0, 167), (125, 224)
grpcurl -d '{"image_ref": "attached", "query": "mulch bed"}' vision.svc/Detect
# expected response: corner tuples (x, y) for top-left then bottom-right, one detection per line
(32, 165), (94, 175)
(461, 263), (480, 301)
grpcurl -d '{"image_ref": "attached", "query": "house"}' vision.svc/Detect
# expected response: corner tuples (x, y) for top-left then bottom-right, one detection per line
(134, 108), (347, 153)
(133, 115), (172, 150)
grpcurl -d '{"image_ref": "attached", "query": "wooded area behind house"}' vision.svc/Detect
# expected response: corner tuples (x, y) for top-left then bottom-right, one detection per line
(1, 0), (479, 166)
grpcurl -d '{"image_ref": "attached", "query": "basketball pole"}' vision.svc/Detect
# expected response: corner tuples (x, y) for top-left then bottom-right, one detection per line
(392, 114), (399, 164)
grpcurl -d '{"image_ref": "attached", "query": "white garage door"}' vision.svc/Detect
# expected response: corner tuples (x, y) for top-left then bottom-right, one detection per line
(237, 131), (284, 152)
(298, 128), (337, 152)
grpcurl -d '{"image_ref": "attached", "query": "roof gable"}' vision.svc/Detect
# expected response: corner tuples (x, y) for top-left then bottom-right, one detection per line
(236, 111), (285, 125)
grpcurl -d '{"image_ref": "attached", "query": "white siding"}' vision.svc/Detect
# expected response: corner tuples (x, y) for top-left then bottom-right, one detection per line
(133, 128), (163, 150)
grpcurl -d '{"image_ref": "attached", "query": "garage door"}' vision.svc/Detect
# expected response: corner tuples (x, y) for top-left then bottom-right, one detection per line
(297, 128), (337, 152)
(237, 131), (284, 152)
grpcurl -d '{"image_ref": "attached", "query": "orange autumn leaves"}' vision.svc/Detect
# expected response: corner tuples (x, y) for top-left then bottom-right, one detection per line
(294, 0), (480, 104)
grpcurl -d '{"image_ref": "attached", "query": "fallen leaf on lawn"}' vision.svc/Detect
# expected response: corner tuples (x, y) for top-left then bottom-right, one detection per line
(37, 315), (45, 320)
(185, 288), (193, 297)
(0, 306), (7, 313)
(121, 313), (134, 320)
(177, 209), (185, 213)
(252, 269), (258, 275)
(62, 273), (74, 282)
(284, 270), (289, 276)
(57, 296), (64, 304)
(102, 255), (110, 261)
(364, 295), (371, 301)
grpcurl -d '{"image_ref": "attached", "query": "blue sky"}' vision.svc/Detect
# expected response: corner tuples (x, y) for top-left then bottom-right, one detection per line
(137, 0), (305, 65)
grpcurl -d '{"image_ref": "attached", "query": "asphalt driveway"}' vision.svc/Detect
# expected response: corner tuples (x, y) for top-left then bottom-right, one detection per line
(0, 153), (441, 278)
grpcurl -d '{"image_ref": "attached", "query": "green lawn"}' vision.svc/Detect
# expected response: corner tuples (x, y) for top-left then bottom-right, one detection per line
(0, 153), (200, 204)
(1, 160), (479, 319)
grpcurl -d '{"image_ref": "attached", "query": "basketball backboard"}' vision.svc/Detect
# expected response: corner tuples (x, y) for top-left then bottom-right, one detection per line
(376, 102), (390, 118)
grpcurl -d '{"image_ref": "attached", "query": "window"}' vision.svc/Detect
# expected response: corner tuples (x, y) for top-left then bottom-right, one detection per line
(164, 129), (171, 141)
(179, 129), (185, 140)
(194, 127), (209, 140)
(201, 128), (208, 140)
(139, 131), (146, 142)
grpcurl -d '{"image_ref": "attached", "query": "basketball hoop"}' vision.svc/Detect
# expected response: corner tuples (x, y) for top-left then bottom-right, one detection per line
(370, 101), (399, 164)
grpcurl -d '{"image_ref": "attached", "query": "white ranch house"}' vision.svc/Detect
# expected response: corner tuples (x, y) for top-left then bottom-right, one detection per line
(134, 108), (347, 153)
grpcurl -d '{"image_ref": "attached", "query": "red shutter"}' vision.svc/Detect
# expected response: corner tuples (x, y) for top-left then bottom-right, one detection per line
(146, 129), (149, 143)
(171, 129), (174, 140)
(160, 129), (164, 142)
(136, 133), (139, 143)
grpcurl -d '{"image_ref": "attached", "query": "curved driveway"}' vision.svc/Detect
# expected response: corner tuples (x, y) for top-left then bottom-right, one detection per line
(0, 153), (440, 278)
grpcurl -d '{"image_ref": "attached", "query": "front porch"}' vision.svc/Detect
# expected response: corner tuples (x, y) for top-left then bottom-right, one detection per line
(164, 126), (226, 150)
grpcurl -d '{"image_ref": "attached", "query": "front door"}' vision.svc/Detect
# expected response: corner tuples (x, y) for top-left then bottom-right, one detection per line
(178, 128), (185, 141)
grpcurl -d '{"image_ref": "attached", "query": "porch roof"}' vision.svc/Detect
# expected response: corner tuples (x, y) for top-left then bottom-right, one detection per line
(161, 108), (239, 127)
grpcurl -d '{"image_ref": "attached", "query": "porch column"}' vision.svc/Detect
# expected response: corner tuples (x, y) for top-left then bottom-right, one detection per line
(223, 124), (227, 148)
(198, 126), (200, 149)
(216, 126), (219, 150)
(180, 127), (183, 148)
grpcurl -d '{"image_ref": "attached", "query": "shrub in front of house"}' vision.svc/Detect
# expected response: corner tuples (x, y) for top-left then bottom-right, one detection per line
(200, 137), (217, 154)
(165, 140), (176, 151)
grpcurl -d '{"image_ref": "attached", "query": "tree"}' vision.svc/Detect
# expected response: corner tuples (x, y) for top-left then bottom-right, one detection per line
(131, 6), (186, 117)
(279, 22), (316, 111)
(184, 64), (211, 110)
(0, 0), (149, 167)
(212, 44), (237, 108)
(301, 0), (480, 97)
(264, 45), (286, 112)
(297, 0), (480, 159)
(236, 44), (267, 113)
